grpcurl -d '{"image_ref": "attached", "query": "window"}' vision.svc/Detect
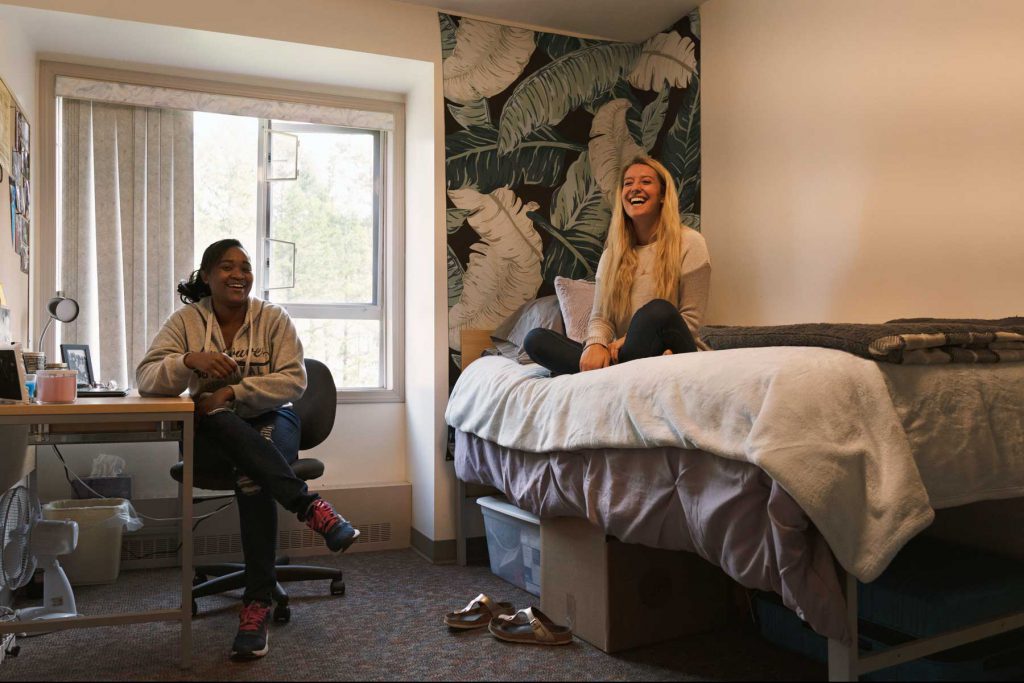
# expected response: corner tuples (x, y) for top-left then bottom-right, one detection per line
(194, 113), (399, 400)
(49, 66), (404, 403)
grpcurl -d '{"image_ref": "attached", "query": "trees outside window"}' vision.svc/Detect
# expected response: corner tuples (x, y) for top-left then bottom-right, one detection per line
(194, 113), (390, 393)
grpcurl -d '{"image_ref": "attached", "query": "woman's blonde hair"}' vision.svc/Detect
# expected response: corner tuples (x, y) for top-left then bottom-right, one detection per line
(597, 156), (684, 325)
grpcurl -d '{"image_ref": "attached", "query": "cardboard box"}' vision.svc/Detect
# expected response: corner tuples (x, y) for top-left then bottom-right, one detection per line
(541, 516), (735, 653)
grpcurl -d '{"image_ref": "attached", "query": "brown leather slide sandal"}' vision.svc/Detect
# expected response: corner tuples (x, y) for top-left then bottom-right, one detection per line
(488, 606), (573, 645)
(444, 593), (516, 629)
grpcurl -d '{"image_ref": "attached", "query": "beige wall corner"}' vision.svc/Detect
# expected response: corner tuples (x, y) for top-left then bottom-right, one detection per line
(702, 0), (1024, 325)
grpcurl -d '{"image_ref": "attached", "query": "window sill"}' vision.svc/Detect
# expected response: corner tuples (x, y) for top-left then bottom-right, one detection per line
(336, 388), (404, 404)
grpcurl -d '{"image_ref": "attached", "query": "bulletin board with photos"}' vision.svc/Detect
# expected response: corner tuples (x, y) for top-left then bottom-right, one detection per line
(1, 76), (29, 276)
(0, 79), (12, 181)
(10, 107), (30, 275)
(0, 76), (29, 346)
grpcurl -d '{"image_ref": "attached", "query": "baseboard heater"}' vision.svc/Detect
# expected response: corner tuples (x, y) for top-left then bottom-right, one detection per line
(120, 483), (411, 571)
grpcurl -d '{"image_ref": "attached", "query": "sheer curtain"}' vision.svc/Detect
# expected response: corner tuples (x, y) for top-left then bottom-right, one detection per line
(60, 99), (194, 389)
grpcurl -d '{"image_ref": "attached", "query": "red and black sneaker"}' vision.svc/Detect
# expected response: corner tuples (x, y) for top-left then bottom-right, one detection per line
(231, 600), (272, 661)
(304, 498), (360, 552)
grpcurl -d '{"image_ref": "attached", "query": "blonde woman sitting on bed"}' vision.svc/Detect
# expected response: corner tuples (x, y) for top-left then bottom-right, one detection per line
(524, 156), (710, 375)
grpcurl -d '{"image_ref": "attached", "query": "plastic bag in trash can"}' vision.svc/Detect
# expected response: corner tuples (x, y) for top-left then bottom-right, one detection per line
(42, 498), (144, 532)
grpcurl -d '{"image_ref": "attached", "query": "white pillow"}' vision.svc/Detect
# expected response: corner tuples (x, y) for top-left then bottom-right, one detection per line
(553, 276), (596, 344)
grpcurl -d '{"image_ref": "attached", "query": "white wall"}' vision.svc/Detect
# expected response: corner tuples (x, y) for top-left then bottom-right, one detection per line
(0, 17), (35, 501)
(2, 0), (453, 542)
(702, 0), (1024, 326)
(0, 12), (34, 345)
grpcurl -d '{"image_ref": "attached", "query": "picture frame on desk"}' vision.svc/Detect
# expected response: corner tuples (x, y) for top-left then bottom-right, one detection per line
(60, 343), (94, 388)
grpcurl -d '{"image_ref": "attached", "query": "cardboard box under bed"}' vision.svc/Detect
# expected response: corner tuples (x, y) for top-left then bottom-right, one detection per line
(540, 516), (736, 653)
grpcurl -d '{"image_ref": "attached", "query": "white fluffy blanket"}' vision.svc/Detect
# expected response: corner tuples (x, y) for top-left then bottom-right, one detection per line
(445, 347), (936, 582)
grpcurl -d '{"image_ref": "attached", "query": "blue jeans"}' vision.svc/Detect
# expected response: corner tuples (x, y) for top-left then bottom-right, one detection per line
(524, 299), (698, 375)
(193, 407), (317, 603)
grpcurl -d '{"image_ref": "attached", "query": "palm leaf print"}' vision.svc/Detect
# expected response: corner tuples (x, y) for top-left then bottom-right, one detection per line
(447, 98), (492, 129)
(439, 14), (458, 60)
(662, 80), (700, 214)
(446, 124), (584, 192)
(447, 245), (464, 307)
(538, 33), (601, 60)
(688, 9), (701, 40)
(444, 19), (536, 105)
(628, 31), (697, 91)
(498, 42), (642, 154)
(531, 151), (609, 284)
(639, 86), (671, 152)
(447, 207), (472, 234)
(588, 99), (646, 205)
(447, 187), (543, 350)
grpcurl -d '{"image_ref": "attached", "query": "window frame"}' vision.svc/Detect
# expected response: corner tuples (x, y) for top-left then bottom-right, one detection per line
(38, 60), (406, 404)
(259, 119), (391, 397)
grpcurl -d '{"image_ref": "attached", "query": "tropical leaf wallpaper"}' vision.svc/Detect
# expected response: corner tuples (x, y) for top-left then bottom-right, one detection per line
(442, 10), (701, 384)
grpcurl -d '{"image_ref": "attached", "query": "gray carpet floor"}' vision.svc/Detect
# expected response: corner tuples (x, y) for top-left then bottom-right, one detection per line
(3, 549), (823, 680)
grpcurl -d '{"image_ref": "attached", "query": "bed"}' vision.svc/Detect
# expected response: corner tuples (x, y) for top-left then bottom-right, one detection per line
(447, 326), (1024, 680)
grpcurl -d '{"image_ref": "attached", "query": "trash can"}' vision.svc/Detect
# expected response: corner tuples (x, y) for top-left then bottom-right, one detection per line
(41, 498), (142, 586)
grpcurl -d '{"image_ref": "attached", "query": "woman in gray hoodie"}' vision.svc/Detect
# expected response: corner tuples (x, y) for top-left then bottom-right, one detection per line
(137, 238), (357, 661)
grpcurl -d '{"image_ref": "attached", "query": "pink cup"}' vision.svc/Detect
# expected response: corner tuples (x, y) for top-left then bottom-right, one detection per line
(37, 368), (78, 403)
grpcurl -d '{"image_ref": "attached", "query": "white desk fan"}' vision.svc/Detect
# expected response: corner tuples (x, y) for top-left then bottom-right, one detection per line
(0, 483), (80, 623)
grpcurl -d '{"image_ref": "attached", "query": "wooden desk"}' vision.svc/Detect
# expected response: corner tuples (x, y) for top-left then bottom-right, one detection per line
(0, 396), (195, 667)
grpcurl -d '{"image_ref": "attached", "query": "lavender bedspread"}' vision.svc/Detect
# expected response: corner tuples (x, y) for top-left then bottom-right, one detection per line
(455, 431), (850, 641)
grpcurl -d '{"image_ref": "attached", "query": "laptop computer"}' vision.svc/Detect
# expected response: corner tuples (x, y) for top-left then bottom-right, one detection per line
(77, 386), (129, 398)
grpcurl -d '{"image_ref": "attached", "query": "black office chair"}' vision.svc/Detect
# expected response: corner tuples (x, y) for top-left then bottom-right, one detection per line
(170, 358), (346, 622)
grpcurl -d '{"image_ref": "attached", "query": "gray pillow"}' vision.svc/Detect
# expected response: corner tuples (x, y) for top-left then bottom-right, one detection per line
(491, 295), (565, 363)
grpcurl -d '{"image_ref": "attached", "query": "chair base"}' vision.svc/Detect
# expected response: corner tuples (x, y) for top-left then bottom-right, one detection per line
(190, 556), (345, 620)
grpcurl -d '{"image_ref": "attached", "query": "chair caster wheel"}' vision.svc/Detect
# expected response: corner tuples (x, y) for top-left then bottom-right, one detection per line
(191, 600), (198, 617)
(192, 573), (207, 586)
(330, 579), (346, 596)
(273, 605), (291, 623)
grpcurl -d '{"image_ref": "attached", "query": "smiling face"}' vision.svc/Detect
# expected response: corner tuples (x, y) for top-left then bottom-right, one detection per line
(201, 246), (253, 308)
(621, 163), (665, 224)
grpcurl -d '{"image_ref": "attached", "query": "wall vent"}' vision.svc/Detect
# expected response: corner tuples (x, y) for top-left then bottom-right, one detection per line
(121, 534), (179, 562)
(279, 528), (321, 551)
(118, 483), (409, 569)
(122, 522), (396, 565)
(357, 522), (392, 544)
(194, 533), (242, 557)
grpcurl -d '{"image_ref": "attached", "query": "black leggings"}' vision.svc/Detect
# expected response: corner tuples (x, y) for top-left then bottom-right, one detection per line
(523, 299), (697, 375)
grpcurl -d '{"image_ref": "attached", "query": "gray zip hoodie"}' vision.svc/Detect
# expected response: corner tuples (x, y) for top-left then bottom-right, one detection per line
(136, 296), (306, 418)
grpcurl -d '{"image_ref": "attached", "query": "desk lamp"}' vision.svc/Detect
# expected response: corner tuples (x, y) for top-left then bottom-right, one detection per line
(31, 293), (79, 370)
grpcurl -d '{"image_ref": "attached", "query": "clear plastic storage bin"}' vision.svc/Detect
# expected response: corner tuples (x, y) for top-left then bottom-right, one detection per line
(478, 496), (540, 596)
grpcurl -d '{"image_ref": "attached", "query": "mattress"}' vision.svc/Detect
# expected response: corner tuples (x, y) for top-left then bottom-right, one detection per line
(447, 349), (1024, 581)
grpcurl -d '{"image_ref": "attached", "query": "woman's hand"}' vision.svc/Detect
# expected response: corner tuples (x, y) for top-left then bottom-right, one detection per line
(184, 351), (238, 379)
(195, 386), (235, 419)
(580, 344), (611, 372)
(608, 337), (626, 363)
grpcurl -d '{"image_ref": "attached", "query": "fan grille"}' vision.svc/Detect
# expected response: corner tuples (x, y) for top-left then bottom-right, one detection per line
(0, 485), (37, 590)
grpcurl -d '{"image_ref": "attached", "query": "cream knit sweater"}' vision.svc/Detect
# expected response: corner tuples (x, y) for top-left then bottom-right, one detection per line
(136, 296), (306, 418)
(585, 226), (711, 351)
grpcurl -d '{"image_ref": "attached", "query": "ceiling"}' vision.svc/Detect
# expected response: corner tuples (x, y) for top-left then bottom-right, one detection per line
(394, 0), (703, 42)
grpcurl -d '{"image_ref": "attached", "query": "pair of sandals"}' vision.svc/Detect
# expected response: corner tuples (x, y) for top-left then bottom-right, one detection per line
(443, 593), (573, 646)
